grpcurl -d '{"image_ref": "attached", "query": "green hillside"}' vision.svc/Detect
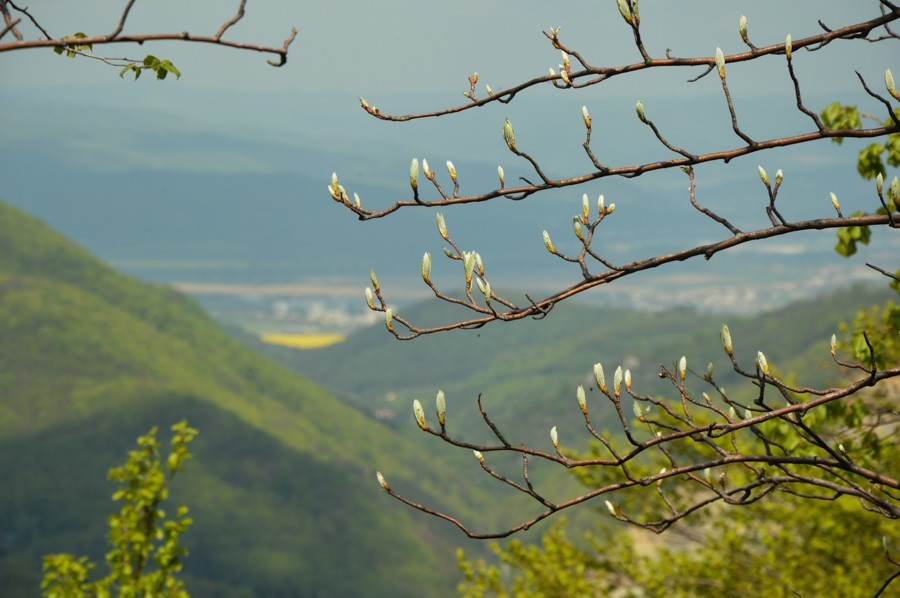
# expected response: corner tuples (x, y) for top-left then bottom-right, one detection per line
(0, 200), (497, 596)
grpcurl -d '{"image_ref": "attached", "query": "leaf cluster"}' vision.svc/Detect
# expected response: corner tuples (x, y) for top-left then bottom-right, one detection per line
(52, 33), (92, 58)
(119, 55), (182, 81)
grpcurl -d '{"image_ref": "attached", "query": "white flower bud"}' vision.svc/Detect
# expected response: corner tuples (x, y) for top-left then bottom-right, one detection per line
(353, 192), (361, 208)
(477, 279), (492, 304)
(436, 212), (448, 239)
(573, 217), (584, 240)
(463, 252), (476, 285)
(485, 84), (494, 97)
(446, 161), (457, 182)
(364, 287), (376, 310)
(442, 247), (455, 260)
(560, 70), (571, 85)
(594, 363), (606, 393)
(876, 173), (884, 195)
(614, 366), (623, 397)
(775, 169), (783, 186)
(370, 269), (380, 292)
(597, 195), (605, 214)
(474, 450), (485, 465)
(576, 385), (587, 414)
(625, 369), (632, 391)
(758, 165), (769, 186)
(436, 390), (446, 426)
(632, 400), (642, 419)
(561, 51), (570, 72)
(635, 100), (646, 122)
(384, 308), (393, 332)
(550, 425), (559, 448)
(887, 69), (899, 100)
(616, 0), (632, 24)
(678, 355), (687, 381)
(605, 500), (616, 516)
(728, 406), (737, 421)
(702, 392), (711, 404)
(409, 158), (419, 191)
(715, 47), (726, 79)
(785, 34), (792, 60)
(830, 333), (837, 357)
(376, 471), (390, 491)
(422, 158), (432, 179)
(359, 97), (369, 110)
(412, 399), (427, 430)
(756, 351), (769, 376)
(582, 105), (592, 129)
(739, 15), (748, 43)
(607, 203), (616, 214)
(503, 118), (517, 151)
(707, 362), (714, 378)
(475, 252), (484, 277)
(721, 324), (733, 356)
(542, 230), (555, 253)
(549, 67), (557, 77)
(830, 192), (840, 212)
(421, 252), (432, 283)
(744, 409), (752, 421)
(331, 171), (339, 193)
(498, 165), (505, 188)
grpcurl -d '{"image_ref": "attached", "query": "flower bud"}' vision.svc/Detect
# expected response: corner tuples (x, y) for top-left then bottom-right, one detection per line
(876, 173), (884, 195)
(635, 100), (646, 122)
(605, 500), (616, 516)
(614, 366), (623, 397)
(715, 47), (726, 78)
(442, 247), (456, 260)
(422, 159), (432, 180)
(678, 356), (687, 381)
(616, 0), (632, 24)
(739, 15), (748, 43)
(706, 362), (714, 378)
(607, 203), (616, 214)
(474, 450), (485, 465)
(446, 161), (457, 182)
(891, 176), (900, 207)
(728, 406), (737, 421)
(370, 269), (380, 292)
(887, 69), (899, 100)
(463, 252), (476, 285)
(330, 171), (339, 193)
(775, 169), (783, 186)
(486, 84), (494, 97)
(475, 252), (484, 277)
(721, 324), (733, 356)
(550, 425), (559, 448)
(625, 369), (632, 392)
(353, 192), (362, 208)
(830, 333), (837, 357)
(364, 287), (376, 310)
(549, 67), (557, 77)
(573, 217), (584, 240)
(421, 252), (432, 283)
(744, 409), (752, 421)
(594, 363), (606, 393)
(632, 400), (642, 419)
(702, 392), (712, 404)
(503, 118), (517, 151)
(359, 97), (369, 110)
(376, 471), (390, 491)
(704, 468), (712, 485)
(785, 34), (792, 60)
(384, 308), (393, 332)
(758, 165), (769, 187)
(561, 51), (570, 72)
(597, 195), (605, 214)
(576, 385), (587, 414)
(436, 390), (446, 426)
(830, 192), (840, 212)
(542, 230), (556, 253)
(413, 399), (427, 430)
(476, 279), (492, 304)
(409, 158), (419, 191)
(498, 165), (505, 188)
(756, 351), (769, 376)
(436, 212), (448, 239)
(582, 105), (592, 129)
(560, 70), (571, 86)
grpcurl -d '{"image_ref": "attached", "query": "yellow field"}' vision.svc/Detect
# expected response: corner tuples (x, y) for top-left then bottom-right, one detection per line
(259, 333), (346, 349)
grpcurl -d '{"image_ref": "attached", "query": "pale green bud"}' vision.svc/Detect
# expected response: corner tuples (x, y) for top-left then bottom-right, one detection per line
(476, 279), (492, 304)
(474, 450), (485, 465)
(475, 252), (484, 277)
(421, 252), (432, 283)
(891, 176), (900, 206)
(775, 169), (783, 186)
(594, 363), (607, 393)
(413, 399), (427, 430)
(542, 230), (556, 253)
(560, 70), (571, 85)
(707, 362), (714, 378)
(384, 308), (393, 332)
(721, 324), (733, 355)
(887, 69), (899, 100)
(364, 287), (376, 310)
(336, 184), (349, 204)
(376, 471), (390, 491)
(485, 84), (494, 97)
(625, 369), (632, 391)
(614, 366), (623, 397)
(582, 194), (590, 220)
(702, 392), (711, 403)
(605, 500), (616, 516)
(597, 194), (605, 214)
(739, 15), (748, 43)
(463, 251), (476, 285)
(830, 192), (840, 212)
(607, 203), (616, 214)
(409, 158), (419, 191)
(573, 217), (584, 240)
(436, 390), (446, 426)
(582, 105), (592, 129)
(635, 100), (646, 122)
(370, 269), (380, 292)
(877, 173), (884, 195)
(704, 468), (712, 485)
(498, 165), (505, 188)
(446, 160), (457, 182)
(502, 118), (517, 151)
(758, 165), (769, 186)
(550, 425), (559, 448)
(785, 34), (792, 59)
(616, 0), (632, 24)
(632, 400), (642, 419)
(561, 51), (570, 72)
(549, 67), (557, 77)
(576, 385), (587, 414)
(830, 333), (837, 357)
(744, 409), (752, 421)
(442, 247), (456, 260)
(359, 97), (369, 110)
(678, 355), (687, 381)
(422, 158), (432, 180)
(756, 351), (769, 376)
(331, 171), (339, 193)
(436, 212), (448, 239)
(715, 47), (725, 78)
(353, 192), (361, 208)
(728, 406), (737, 421)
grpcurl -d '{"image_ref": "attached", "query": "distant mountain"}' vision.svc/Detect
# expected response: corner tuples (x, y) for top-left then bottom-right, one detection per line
(0, 200), (501, 596)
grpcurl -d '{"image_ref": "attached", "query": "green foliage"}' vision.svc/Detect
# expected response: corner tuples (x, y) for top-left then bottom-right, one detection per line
(834, 211), (872, 257)
(41, 422), (197, 598)
(119, 56), (182, 81)
(53, 33), (92, 58)
(820, 102), (900, 179)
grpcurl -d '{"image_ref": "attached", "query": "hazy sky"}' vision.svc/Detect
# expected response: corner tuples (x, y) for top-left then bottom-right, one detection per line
(1, 1), (897, 304)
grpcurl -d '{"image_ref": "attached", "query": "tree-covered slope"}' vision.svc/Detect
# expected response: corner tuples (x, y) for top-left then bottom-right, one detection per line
(0, 200), (490, 596)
